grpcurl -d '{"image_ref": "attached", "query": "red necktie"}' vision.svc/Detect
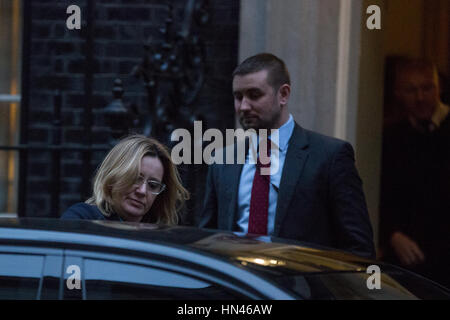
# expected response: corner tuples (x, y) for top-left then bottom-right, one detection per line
(248, 139), (271, 235)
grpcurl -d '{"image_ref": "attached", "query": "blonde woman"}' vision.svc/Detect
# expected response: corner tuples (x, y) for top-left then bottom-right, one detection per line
(61, 135), (189, 225)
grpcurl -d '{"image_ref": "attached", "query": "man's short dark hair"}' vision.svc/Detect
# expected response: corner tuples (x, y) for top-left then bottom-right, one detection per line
(232, 53), (291, 90)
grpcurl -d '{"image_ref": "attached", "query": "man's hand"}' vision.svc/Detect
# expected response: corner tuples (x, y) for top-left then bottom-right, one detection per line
(390, 231), (425, 266)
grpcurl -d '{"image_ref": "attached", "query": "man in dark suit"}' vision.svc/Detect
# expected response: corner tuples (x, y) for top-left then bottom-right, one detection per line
(199, 53), (375, 259)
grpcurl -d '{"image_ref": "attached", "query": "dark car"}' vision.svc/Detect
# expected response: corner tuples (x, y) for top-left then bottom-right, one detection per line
(0, 218), (449, 300)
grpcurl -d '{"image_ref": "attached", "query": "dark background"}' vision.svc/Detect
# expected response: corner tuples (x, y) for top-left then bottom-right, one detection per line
(20, 0), (239, 224)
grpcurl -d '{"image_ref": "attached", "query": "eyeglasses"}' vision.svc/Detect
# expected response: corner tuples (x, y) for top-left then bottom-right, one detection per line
(133, 176), (166, 195)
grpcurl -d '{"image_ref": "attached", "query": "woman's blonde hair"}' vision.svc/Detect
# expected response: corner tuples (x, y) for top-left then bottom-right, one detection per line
(86, 135), (189, 225)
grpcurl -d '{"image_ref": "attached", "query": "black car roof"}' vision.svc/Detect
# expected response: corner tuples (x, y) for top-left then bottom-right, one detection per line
(0, 218), (374, 274)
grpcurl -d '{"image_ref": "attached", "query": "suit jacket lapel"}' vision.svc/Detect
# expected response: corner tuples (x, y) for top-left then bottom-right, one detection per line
(274, 124), (309, 236)
(221, 140), (248, 230)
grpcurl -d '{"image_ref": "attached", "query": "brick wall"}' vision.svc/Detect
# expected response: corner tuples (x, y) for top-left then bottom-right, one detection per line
(23, 0), (239, 221)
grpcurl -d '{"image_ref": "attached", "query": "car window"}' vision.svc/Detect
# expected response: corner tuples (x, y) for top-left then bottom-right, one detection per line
(379, 268), (450, 300)
(310, 273), (418, 300)
(276, 272), (426, 300)
(40, 255), (63, 300)
(83, 258), (246, 300)
(0, 254), (44, 299)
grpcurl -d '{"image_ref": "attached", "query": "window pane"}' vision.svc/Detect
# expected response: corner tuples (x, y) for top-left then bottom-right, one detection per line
(0, 0), (21, 216)
(0, 149), (19, 215)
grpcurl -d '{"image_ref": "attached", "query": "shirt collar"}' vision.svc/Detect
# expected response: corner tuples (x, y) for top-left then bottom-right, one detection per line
(408, 102), (450, 131)
(272, 114), (294, 152)
(247, 114), (295, 159)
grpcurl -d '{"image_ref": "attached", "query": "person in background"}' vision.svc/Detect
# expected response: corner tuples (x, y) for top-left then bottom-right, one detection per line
(61, 134), (189, 224)
(380, 58), (450, 288)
